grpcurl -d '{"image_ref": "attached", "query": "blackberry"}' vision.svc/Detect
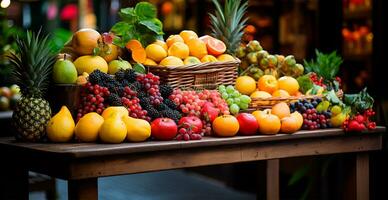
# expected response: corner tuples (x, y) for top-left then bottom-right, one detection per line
(129, 82), (143, 92)
(139, 96), (151, 108)
(155, 103), (169, 111)
(107, 93), (123, 106)
(88, 70), (103, 85)
(124, 69), (137, 83)
(142, 104), (160, 120)
(160, 109), (181, 124)
(163, 98), (177, 109)
(160, 84), (173, 98)
(115, 70), (126, 81)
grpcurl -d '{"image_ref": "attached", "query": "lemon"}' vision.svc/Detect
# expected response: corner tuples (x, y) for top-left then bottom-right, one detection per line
(145, 44), (167, 62)
(200, 55), (218, 63)
(183, 56), (201, 65)
(46, 106), (75, 142)
(168, 42), (189, 59)
(152, 40), (168, 51)
(159, 56), (184, 67)
(73, 55), (108, 75)
(143, 58), (158, 66)
(217, 54), (235, 62)
(99, 113), (127, 143)
(123, 116), (151, 142)
(235, 76), (257, 95)
(75, 112), (104, 142)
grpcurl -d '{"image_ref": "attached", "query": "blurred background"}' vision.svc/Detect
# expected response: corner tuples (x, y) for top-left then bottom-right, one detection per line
(1, 0), (387, 199)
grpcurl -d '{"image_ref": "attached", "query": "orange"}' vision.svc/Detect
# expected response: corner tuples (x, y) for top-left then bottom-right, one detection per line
(71, 28), (101, 55)
(143, 58), (158, 66)
(250, 91), (272, 99)
(258, 75), (278, 94)
(179, 30), (198, 43)
(272, 89), (290, 98)
(291, 111), (303, 128)
(159, 56), (184, 67)
(126, 39), (143, 51)
(186, 38), (208, 59)
(257, 110), (281, 135)
(271, 102), (290, 119)
(145, 44), (168, 62)
(235, 76), (257, 95)
(278, 76), (300, 96)
(75, 112), (104, 142)
(183, 56), (201, 65)
(205, 37), (226, 56)
(199, 35), (213, 45)
(200, 55), (218, 63)
(217, 54), (235, 62)
(252, 110), (266, 122)
(166, 35), (184, 47)
(280, 116), (299, 134)
(168, 42), (190, 59)
(212, 115), (240, 137)
(152, 40), (168, 51)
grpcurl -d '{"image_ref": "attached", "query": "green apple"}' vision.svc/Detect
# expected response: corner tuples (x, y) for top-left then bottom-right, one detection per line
(53, 58), (78, 84)
(0, 96), (10, 111)
(108, 59), (132, 75)
(10, 84), (20, 95)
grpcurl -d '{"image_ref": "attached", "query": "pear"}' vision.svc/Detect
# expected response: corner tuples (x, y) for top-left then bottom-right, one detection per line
(99, 113), (127, 143)
(52, 55), (78, 84)
(108, 59), (132, 75)
(123, 116), (151, 142)
(46, 106), (75, 142)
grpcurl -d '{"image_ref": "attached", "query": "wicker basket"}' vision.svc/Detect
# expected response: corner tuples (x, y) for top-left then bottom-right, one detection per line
(146, 59), (240, 90)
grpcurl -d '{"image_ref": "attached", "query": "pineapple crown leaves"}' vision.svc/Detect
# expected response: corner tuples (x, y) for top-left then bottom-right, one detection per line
(209, 0), (248, 55)
(303, 49), (343, 80)
(7, 30), (57, 98)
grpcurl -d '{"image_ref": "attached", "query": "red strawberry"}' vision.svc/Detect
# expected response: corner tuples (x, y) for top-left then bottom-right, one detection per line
(355, 115), (365, 124)
(201, 103), (219, 123)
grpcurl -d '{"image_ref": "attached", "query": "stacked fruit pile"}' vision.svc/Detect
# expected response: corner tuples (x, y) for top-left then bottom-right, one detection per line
(0, 85), (20, 111)
(236, 40), (304, 80)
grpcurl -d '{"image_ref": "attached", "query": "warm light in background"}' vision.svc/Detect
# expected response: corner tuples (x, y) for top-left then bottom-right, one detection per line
(0, 0), (10, 8)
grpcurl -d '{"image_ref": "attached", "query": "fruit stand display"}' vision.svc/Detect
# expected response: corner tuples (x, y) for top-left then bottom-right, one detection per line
(5, 0), (379, 145)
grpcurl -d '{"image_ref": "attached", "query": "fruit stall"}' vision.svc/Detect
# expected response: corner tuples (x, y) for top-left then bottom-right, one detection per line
(0, 1), (386, 200)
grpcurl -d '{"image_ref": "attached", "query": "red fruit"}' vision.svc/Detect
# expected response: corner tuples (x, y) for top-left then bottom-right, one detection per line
(151, 118), (178, 140)
(201, 104), (219, 122)
(355, 115), (365, 124)
(178, 116), (203, 134)
(236, 113), (259, 136)
(348, 120), (360, 131)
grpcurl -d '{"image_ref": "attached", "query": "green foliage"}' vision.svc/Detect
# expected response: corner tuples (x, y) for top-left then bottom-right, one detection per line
(48, 28), (72, 53)
(209, 0), (248, 55)
(297, 74), (314, 94)
(344, 87), (374, 114)
(133, 63), (146, 74)
(110, 2), (164, 48)
(304, 50), (343, 80)
(325, 90), (343, 106)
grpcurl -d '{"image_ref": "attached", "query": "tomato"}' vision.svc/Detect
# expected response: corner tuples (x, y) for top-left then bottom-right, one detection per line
(151, 118), (178, 140)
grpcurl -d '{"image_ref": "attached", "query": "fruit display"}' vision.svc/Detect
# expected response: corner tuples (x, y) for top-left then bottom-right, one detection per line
(217, 85), (251, 115)
(0, 85), (21, 111)
(237, 40), (304, 80)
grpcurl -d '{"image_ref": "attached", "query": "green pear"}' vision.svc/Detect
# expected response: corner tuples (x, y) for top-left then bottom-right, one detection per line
(108, 59), (132, 75)
(52, 57), (78, 84)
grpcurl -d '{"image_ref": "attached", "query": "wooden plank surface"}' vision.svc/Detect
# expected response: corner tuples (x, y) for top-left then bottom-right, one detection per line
(266, 159), (279, 200)
(0, 127), (385, 158)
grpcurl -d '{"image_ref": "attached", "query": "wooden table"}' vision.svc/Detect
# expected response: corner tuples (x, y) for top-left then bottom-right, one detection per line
(0, 127), (385, 200)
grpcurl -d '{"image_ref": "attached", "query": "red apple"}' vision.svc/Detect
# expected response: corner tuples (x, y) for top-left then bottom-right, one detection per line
(178, 116), (203, 134)
(236, 113), (259, 136)
(201, 103), (219, 123)
(151, 118), (178, 140)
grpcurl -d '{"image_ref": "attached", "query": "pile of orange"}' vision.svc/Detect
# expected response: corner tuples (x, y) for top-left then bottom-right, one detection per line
(126, 30), (235, 67)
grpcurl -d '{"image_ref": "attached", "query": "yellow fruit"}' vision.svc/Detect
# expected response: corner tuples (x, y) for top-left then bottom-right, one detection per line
(46, 106), (75, 142)
(183, 56), (201, 65)
(99, 113), (127, 143)
(168, 42), (189, 59)
(166, 35), (184, 47)
(271, 102), (291, 119)
(200, 55), (218, 63)
(272, 89), (290, 98)
(258, 75), (278, 94)
(102, 44), (120, 62)
(73, 55), (108, 75)
(145, 44), (168, 62)
(152, 40), (168, 51)
(179, 30), (198, 43)
(217, 54), (235, 62)
(235, 76), (257, 95)
(159, 56), (184, 67)
(143, 58), (158, 66)
(101, 106), (129, 119)
(186, 38), (208, 59)
(71, 28), (101, 55)
(278, 76), (300, 96)
(123, 116), (151, 142)
(250, 91), (272, 99)
(75, 112), (104, 142)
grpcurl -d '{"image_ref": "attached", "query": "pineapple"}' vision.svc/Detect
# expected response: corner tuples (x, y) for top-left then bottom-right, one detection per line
(209, 0), (248, 55)
(7, 31), (57, 141)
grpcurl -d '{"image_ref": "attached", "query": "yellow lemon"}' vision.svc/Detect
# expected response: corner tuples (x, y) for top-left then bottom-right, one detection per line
(152, 40), (168, 51)
(179, 30), (198, 43)
(73, 55), (108, 75)
(186, 38), (208, 59)
(123, 116), (151, 142)
(75, 112), (104, 142)
(99, 113), (127, 143)
(166, 35), (184, 47)
(217, 54), (235, 62)
(235, 76), (257, 95)
(200, 55), (218, 63)
(183, 56), (201, 65)
(143, 58), (158, 66)
(46, 106), (75, 142)
(159, 56), (184, 67)
(168, 42), (189, 59)
(145, 44), (167, 62)
(250, 91), (272, 98)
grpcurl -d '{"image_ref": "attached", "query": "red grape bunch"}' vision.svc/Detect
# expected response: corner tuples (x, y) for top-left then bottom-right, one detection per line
(136, 73), (163, 106)
(121, 86), (149, 121)
(76, 82), (110, 121)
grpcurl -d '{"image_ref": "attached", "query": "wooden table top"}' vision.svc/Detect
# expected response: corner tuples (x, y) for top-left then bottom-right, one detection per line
(0, 127), (385, 159)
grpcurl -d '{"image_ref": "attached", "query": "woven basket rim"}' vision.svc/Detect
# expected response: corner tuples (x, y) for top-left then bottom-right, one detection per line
(145, 58), (241, 70)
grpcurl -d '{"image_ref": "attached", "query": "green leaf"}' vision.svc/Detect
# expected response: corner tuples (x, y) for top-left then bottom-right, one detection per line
(139, 19), (164, 34)
(297, 74), (314, 94)
(119, 8), (137, 23)
(288, 164), (311, 186)
(111, 22), (133, 36)
(344, 87), (374, 114)
(325, 90), (343, 105)
(135, 2), (157, 20)
(133, 63), (146, 74)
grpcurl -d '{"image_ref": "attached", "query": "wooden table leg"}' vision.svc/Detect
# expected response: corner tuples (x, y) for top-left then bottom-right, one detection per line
(266, 159), (279, 200)
(0, 163), (28, 200)
(356, 153), (369, 200)
(68, 178), (98, 200)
